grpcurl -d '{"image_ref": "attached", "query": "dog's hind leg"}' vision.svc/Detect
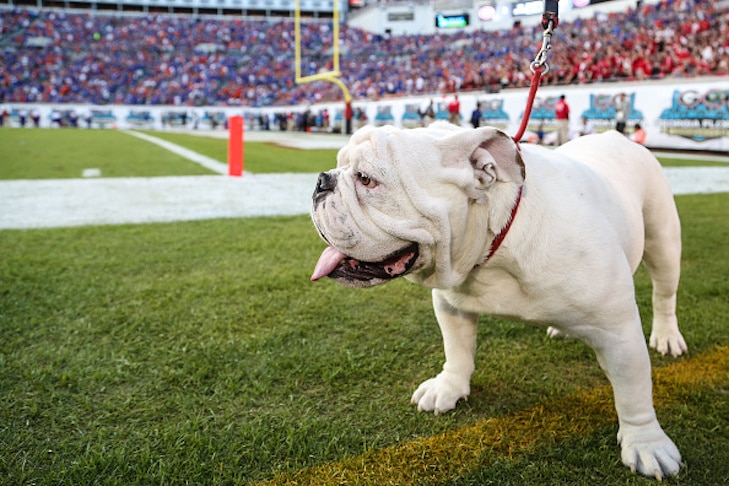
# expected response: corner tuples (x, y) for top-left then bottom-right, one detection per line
(589, 309), (683, 479)
(641, 175), (687, 357)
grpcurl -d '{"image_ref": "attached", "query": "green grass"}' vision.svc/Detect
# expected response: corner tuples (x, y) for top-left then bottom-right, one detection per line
(141, 130), (339, 174)
(1, 193), (728, 485)
(1, 129), (726, 180)
(656, 156), (729, 167)
(0, 129), (216, 179)
(0, 129), (339, 179)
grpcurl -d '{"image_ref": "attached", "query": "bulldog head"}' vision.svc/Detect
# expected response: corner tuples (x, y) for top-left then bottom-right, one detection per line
(311, 122), (525, 289)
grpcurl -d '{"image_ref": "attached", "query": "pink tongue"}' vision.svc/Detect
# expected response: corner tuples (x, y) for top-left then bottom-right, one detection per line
(311, 246), (348, 281)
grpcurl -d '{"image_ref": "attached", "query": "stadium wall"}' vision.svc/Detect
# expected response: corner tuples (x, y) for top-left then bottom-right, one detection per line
(3, 75), (728, 151)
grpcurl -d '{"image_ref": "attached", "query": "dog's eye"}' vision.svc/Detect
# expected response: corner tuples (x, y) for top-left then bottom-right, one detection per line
(358, 172), (377, 189)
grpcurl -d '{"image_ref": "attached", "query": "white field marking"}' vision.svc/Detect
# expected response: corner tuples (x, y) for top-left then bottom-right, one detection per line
(123, 130), (229, 175)
(82, 168), (101, 177)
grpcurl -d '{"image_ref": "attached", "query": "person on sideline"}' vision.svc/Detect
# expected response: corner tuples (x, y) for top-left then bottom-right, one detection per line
(614, 92), (630, 134)
(577, 116), (595, 136)
(448, 95), (461, 125)
(419, 99), (435, 127)
(555, 95), (570, 145)
(632, 123), (647, 145)
(470, 103), (482, 128)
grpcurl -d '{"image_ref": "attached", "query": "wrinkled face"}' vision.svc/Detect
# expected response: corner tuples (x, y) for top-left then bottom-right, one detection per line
(311, 126), (444, 287)
(310, 123), (525, 288)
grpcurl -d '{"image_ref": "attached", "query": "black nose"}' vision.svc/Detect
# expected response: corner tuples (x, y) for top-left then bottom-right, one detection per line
(313, 172), (336, 201)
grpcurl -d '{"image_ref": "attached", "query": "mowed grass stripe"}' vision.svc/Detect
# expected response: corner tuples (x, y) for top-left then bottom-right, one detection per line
(259, 346), (728, 485)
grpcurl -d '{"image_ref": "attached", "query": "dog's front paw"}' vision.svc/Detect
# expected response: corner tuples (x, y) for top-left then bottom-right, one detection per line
(649, 326), (687, 358)
(546, 326), (571, 339)
(411, 371), (469, 415)
(617, 424), (682, 480)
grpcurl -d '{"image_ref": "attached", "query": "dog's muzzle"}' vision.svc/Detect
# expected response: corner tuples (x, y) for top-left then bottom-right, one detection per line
(313, 171), (336, 205)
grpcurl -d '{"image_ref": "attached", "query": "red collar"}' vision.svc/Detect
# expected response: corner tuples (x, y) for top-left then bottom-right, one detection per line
(482, 185), (523, 263)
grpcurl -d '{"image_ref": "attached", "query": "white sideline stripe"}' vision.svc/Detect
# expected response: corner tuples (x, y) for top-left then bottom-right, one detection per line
(123, 129), (229, 175)
(0, 174), (318, 229)
(664, 166), (729, 195)
(0, 168), (728, 230)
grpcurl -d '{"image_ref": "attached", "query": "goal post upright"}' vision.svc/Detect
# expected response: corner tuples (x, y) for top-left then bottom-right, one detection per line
(293, 0), (351, 103)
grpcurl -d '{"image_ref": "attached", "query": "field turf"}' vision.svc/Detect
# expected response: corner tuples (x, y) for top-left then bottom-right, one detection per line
(0, 127), (727, 484)
(1, 128), (726, 180)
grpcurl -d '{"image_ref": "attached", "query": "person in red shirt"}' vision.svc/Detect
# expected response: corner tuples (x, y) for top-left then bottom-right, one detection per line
(344, 101), (353, 135)
(554, 94), (570, 145)
(448, 95), (461, 125)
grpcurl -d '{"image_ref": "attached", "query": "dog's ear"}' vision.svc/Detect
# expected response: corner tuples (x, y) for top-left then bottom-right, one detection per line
(440, 127), (525, 190)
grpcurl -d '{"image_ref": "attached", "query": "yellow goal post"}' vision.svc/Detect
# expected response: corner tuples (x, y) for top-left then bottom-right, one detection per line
(293, 0), (352, 102)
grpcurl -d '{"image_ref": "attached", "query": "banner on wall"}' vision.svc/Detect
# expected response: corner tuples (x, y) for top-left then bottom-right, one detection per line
(2, 77), (727, 151)
(657, 88), (729, 142)
(581, 92), (644, 132)
(333, 78), (728, 150)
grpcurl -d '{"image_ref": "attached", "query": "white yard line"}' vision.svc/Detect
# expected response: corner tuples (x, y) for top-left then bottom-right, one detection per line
(123, 130), (230, 175)
(1, 167), (727, 230)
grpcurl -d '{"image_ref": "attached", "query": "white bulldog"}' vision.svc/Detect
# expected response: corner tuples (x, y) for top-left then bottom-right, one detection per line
(310, 122), (687, 479)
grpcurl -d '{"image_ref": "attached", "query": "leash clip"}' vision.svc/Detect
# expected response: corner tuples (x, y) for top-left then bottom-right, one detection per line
(532, 0), (559, 73)
(513, 0), (559, 143)
(530, 20), (554, 74)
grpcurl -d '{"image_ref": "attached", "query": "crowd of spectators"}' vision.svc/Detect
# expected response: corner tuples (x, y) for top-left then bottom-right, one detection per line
(1, 0), (727, 107)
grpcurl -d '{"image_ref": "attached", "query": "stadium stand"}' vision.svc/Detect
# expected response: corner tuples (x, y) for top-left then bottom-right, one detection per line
(0, 0), (727, 107)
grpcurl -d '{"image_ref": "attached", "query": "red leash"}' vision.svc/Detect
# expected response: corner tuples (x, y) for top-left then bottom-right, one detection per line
(512, 0), (559, 144)
(482, 2), (559, 265)
(512, 69), (545, 144)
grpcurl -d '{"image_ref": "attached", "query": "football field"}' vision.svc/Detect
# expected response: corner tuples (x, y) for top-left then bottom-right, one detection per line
(1, 128), (727, 484)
